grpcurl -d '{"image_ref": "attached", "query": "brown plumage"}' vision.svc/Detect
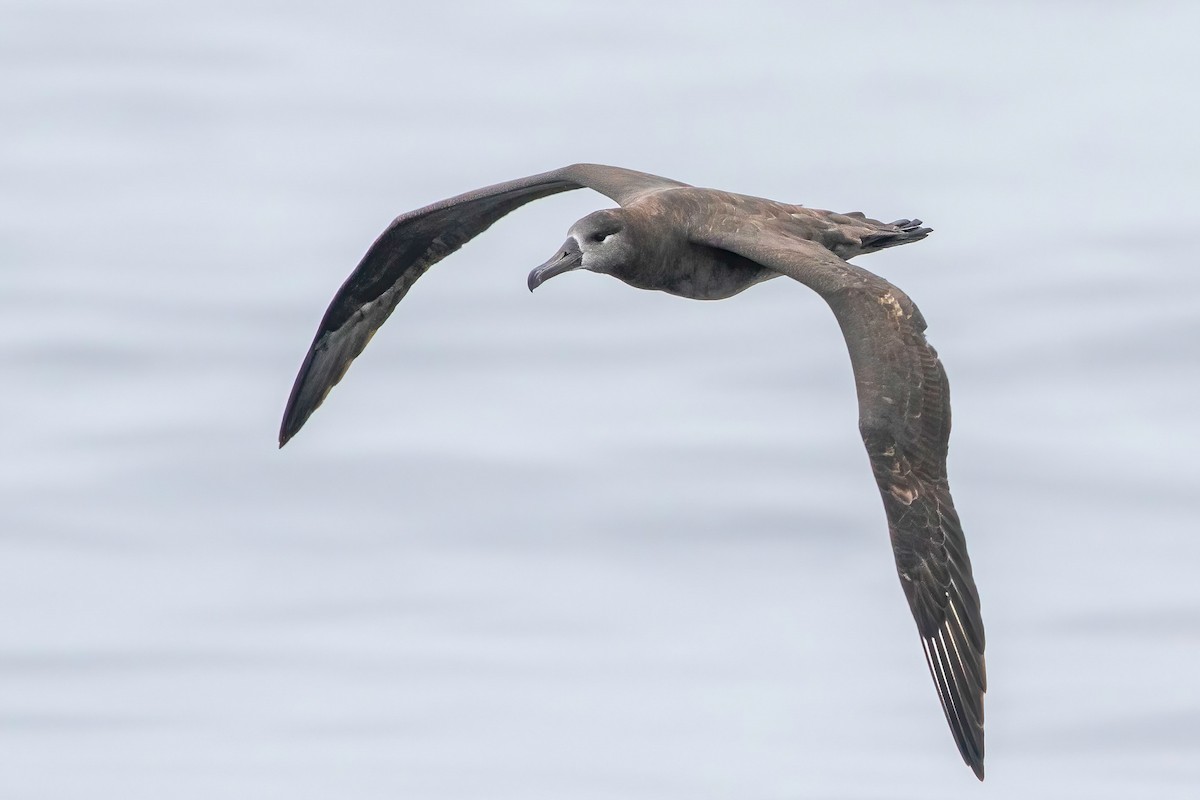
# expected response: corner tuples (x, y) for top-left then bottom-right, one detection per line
(279, 164), (986, 779)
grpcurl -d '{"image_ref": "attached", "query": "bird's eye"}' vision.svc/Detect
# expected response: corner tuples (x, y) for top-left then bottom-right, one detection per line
(591, 232), (611, 243)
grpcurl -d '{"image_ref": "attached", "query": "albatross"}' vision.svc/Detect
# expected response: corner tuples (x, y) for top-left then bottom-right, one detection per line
(278, 164), (986, 779)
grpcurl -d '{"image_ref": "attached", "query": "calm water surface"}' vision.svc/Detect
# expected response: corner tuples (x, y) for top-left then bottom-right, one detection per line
(3, 1), (1199, 798)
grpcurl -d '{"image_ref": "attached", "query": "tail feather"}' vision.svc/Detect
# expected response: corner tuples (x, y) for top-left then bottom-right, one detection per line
(859, 218), (933, 253)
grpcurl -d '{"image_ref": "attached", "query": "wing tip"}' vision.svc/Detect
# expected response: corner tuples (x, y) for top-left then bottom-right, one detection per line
(922, 630), (986, 781)
(278, 393), (314, 448)
(278, 379), (314, 449)
(277, 418), (298, 448)
(278, 335), (333, 449)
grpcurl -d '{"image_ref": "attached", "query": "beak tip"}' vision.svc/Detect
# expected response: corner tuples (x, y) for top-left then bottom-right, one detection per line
(528, 238), (582, 293)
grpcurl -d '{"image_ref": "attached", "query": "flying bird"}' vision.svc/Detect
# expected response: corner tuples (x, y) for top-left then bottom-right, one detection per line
(279, 164), (986, 779)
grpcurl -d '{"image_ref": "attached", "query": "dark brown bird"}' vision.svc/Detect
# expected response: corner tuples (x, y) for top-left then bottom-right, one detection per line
(279, 164), (986, 779)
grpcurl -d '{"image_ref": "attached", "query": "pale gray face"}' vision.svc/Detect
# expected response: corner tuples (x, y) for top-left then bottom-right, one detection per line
(527, 209), (631, 291)
(568, 209), (629, 275)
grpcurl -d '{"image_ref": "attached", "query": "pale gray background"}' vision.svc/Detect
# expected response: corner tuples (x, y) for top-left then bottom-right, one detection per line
(3, 1), (1198, 798)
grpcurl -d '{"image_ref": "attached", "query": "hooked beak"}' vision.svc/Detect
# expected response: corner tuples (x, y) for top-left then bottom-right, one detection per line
(527, 238), (583, 291)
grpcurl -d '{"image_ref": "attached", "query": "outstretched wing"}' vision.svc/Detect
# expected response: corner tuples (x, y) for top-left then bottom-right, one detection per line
(279, 164), (688, 445)
(692, 224), (986, 779)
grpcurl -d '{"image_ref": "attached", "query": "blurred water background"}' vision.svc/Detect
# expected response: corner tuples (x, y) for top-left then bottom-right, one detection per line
(3, 1), (1199, 797)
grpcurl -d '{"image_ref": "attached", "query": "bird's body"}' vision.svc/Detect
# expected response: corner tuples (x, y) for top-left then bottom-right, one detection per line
(555, 188), (931, 300)
(279, 164), (986, 779)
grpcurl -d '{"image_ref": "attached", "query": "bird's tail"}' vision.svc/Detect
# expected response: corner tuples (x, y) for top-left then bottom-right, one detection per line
(858, 218), (933, 254)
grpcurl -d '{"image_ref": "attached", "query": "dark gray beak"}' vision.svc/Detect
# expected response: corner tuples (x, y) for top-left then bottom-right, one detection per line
(527, 238), (583, 291)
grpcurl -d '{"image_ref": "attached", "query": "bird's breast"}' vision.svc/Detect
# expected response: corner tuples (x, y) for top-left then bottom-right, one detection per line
(630, 244), (777, 301)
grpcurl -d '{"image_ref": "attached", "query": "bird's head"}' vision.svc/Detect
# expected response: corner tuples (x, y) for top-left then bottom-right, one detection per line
(527, 209), (633, 291)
